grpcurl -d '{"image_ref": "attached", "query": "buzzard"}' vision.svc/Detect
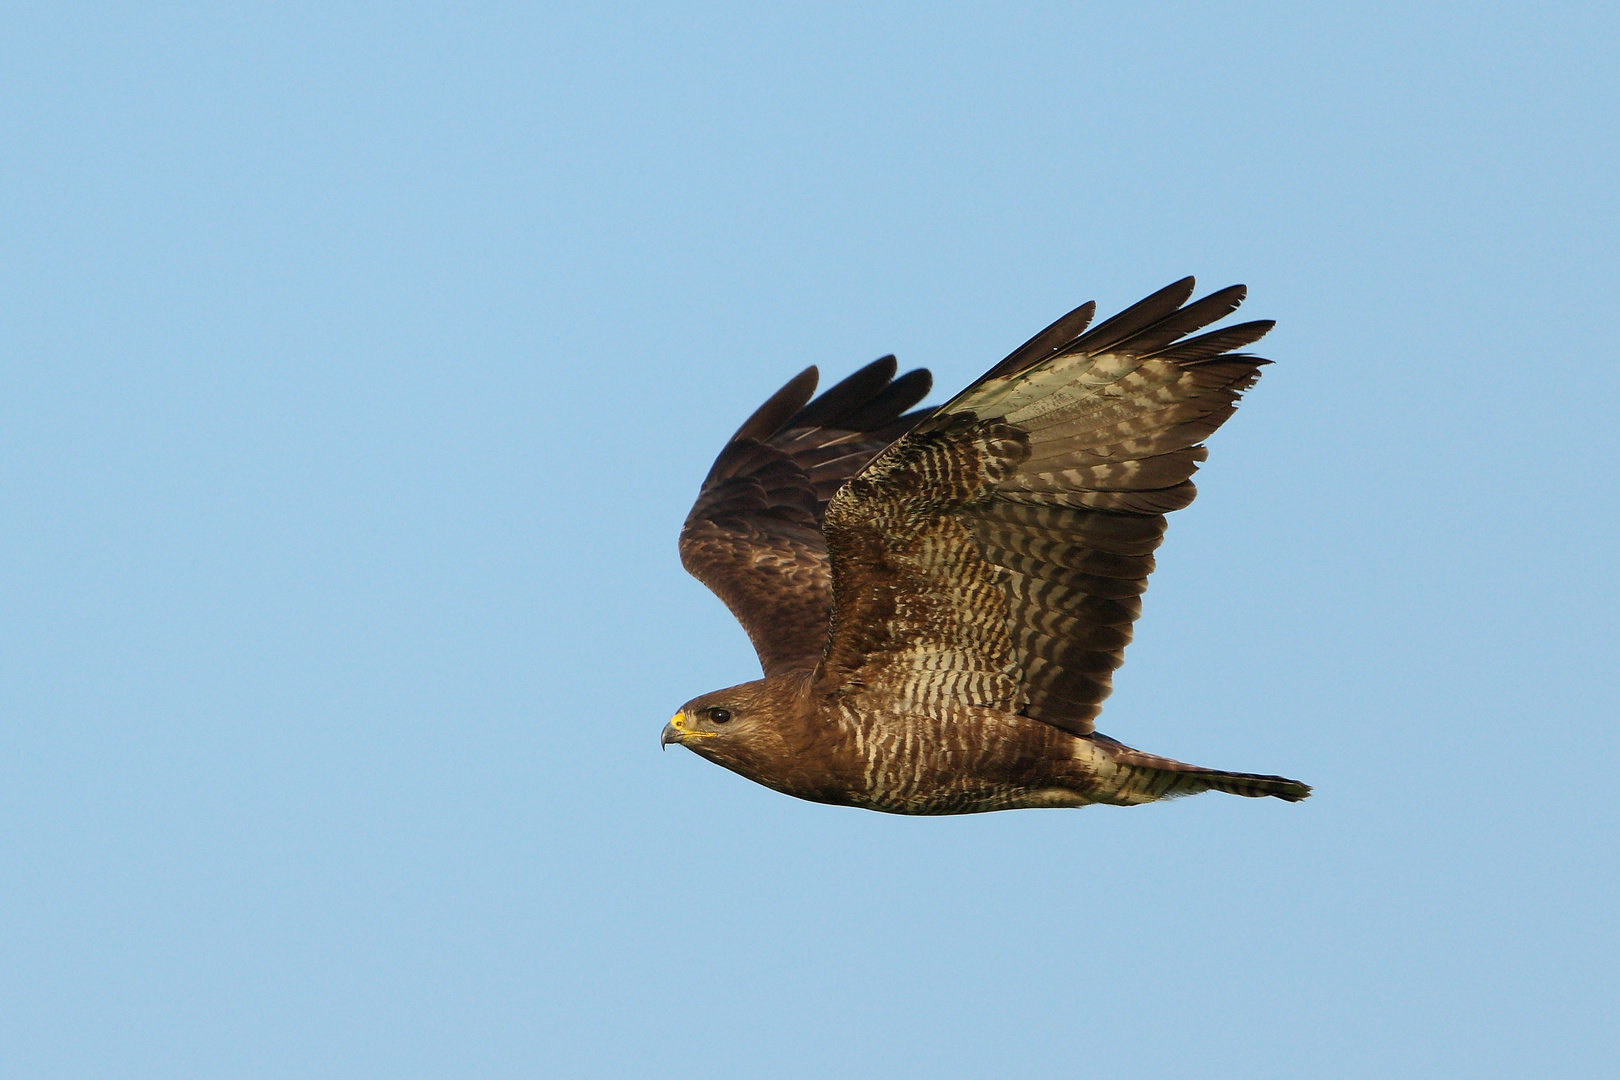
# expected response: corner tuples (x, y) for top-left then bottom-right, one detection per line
(664, 278), (1310, 814)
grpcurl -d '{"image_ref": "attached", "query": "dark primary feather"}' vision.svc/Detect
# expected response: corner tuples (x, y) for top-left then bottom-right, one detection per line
(986, 300), (1098, 381)
(680, 358), (933, 677)
(724, 366), (819, 446)
(817, 279), (1274, 736)
(1064, 276), (1197, 356)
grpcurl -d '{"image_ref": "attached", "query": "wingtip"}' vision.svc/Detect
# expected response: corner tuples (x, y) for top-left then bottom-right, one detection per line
(729, 365), (821, 444)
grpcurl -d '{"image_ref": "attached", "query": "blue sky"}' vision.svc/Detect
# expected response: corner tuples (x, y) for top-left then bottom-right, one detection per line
(3, 3), (1616, 1077)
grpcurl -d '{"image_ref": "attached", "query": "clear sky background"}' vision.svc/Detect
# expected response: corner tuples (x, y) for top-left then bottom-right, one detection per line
(4, 3), (1616, 1077)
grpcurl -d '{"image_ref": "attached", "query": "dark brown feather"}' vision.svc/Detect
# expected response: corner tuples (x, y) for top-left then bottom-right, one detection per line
(1067, 276), (1197, 356)
(1144, 320), (1275, 362)
(726, 366), (819, 446)
(986, 300), (1098, 380)
(681, 360), (932, 677)
(1097, 284), (1248, 357)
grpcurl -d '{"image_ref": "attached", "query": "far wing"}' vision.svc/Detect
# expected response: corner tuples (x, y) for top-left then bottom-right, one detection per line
(680, 357), (932, 677)
(817, 279), (1273, 734)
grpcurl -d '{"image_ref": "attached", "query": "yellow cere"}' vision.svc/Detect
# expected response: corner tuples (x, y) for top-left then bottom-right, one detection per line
(668, 711), (717, 739)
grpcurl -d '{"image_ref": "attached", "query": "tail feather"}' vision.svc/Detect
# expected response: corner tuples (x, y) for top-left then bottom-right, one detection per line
(1090, 736), (1312, 804)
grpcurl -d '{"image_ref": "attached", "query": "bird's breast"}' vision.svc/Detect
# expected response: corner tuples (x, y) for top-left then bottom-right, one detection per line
(821, 701), (1076, 815)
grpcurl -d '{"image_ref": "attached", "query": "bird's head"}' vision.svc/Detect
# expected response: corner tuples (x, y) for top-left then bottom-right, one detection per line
(661, 676), (810, 776)
(662, 689), (753, 757)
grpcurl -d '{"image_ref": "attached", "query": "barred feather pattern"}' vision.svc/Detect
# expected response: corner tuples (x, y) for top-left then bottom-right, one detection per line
(672, 280), (1310, 814)
(818, 280), (1271, 738)
(820, 416), (1029, 711)
(820, 698), (1081, 814)
(1088, 736), (1312, 804)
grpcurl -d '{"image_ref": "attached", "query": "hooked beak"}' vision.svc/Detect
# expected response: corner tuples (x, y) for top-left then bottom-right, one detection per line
(661, 712), (685, 750)
(661, 711), (716, 750)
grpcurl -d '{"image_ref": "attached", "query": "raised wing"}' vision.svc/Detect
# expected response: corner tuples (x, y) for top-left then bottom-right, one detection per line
(817, 279), (1273, 735)
(680, 357), (933, 677)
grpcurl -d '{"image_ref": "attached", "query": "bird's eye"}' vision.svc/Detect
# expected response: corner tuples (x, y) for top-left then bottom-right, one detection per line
(706, 707), (732, 724)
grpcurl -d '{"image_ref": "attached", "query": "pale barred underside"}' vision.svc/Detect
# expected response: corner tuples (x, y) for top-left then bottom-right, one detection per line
(819, 420), (1030, 716)
(819, 280), (1269, 737)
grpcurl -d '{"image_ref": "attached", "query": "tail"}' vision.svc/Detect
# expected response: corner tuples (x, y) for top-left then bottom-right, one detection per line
(1088, 735), (1312, 804)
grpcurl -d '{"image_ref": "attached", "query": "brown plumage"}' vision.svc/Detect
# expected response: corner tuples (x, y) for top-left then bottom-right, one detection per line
(666, 279), (1310, 814)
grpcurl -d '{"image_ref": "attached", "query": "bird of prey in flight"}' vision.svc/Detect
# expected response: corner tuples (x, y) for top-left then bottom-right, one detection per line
(664, 278), (1310, 814)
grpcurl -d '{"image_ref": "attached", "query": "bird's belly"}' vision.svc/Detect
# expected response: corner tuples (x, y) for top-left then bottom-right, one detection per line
(837, 707), (1088, 815)
(849, 783), (1087, 815)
